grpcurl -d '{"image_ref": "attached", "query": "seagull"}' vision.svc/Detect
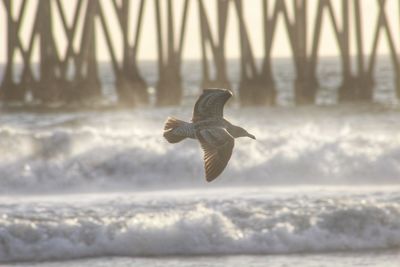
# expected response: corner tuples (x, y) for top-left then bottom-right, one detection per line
(163, 88), (256, 182)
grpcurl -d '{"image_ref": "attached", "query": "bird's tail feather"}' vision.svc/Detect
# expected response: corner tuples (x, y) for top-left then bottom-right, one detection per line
(163, 117), (187, 143)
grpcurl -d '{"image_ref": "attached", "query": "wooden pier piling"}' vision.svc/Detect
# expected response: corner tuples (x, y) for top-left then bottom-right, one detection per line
(1, 0), (27, 101)
(154, 0), (189, 106)
(199, 0), (230, 90)
(112, 0), (149, 106)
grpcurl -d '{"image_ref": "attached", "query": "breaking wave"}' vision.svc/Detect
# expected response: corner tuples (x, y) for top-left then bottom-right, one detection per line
(0, 189), (399, 262)
(0, 106), (400, 193)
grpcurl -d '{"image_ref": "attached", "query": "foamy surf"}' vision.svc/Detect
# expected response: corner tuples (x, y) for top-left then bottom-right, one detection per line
(1, 106), (400, 263)
(0, 106), (400, 193)
(0, 187), (399, 262)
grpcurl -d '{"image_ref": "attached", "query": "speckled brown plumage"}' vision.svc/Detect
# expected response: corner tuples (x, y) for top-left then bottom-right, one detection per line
(163, 88), (256, 182)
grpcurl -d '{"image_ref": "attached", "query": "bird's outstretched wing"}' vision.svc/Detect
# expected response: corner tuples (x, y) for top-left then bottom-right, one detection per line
(192, 89), (232, 122)
(197, 127), (234, 182)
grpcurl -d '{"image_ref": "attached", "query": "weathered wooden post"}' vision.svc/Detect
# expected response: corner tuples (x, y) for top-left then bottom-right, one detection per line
(111, 0), (149, 106)
(257, 0), (295, 105)
(198, 0), (230, 90)
(32, 0), (63, 103)
(234, 0), (258, 106)
(0, 0), (25, 101)
(234, 0), (278, 106)
(306, 0), (330, 105)
(55, 0), (84, 102)
(367, 0), (399, 101)
(337, 0), (357, 102)
(395, 2), (400, 99)
(260, 0), (277, 105)
(154, 0), (189, 106)
(74, 0), (102, 102)
(308, 0), (356, 104)
(292, 0), (317, 105)
(397, 0), (400, 98)
(351, 0), (373, 101)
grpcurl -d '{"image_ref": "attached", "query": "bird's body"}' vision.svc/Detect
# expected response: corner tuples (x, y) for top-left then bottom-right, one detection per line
(163, 89), (255, 182)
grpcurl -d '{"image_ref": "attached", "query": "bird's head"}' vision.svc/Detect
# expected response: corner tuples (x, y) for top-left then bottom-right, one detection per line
(230, 126), (256, 140)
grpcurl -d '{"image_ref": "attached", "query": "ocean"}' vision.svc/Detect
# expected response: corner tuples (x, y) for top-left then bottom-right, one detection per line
(0, 58), (399, 266)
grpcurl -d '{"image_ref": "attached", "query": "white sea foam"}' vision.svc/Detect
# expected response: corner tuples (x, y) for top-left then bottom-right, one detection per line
(0, 189), (399, 262)
(0, 106), (400, 193)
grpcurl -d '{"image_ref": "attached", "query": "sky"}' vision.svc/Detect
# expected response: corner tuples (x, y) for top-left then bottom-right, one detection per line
(0, 0), (399, 63)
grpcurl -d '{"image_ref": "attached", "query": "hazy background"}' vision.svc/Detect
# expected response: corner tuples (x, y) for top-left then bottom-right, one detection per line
(0, 0), (399, 63)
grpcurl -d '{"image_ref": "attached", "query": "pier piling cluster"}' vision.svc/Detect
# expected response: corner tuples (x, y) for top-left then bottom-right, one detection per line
(1, 0), (399, 107)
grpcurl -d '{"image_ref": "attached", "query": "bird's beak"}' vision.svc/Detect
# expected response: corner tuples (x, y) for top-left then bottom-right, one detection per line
(247, 133), (256, 140)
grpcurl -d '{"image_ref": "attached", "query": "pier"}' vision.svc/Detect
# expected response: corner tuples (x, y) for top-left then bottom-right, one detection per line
(1, 0), (399, 107)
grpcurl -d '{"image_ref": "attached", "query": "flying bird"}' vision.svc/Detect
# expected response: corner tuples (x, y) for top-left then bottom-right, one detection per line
(163, 88), (256, 182)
